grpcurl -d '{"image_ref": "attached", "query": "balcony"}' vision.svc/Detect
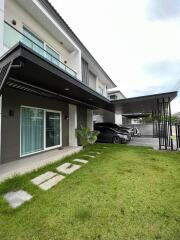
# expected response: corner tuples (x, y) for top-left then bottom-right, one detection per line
(3, 22), (77, 78)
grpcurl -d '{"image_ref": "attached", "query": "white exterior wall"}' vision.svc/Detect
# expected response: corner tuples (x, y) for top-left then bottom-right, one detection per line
(4, 0), (81, 78)
(126, 124), (153, 136)
(69, 104), (78, 146)
(115, 114), (122, 125)
(87, 109), (93, 130)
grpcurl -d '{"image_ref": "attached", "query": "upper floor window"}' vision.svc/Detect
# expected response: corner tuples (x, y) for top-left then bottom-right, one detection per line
(110, 94), (117, 100)
(81, 58), (89, 85)
(98, 86), (104, 95)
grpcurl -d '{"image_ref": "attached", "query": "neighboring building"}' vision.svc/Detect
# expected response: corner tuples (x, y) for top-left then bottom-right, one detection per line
(107, 89), (125, 101)
(0, 0), (116, 164)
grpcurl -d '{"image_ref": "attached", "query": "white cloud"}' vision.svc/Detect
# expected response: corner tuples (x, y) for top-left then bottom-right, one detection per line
(49, 0), (180, 113)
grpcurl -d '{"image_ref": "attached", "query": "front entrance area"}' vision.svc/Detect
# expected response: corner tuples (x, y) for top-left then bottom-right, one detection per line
(21, 106), (61, 157)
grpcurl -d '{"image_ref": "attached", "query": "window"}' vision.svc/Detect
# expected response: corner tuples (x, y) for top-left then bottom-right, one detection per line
(81, 58), (89, 85)
(23, 27), (44, 56)
(45, 45), (60, 67)
(46, 111), (60, 148)
(98, 86), (104, 95)
(21, 106), (61, 156)
(110, 94), (117, 100)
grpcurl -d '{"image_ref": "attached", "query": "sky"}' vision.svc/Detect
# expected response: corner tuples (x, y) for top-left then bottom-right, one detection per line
(49, 0), (180, 113)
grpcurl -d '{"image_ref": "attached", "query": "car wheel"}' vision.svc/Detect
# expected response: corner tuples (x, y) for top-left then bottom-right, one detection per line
(112, 136), (121, 144)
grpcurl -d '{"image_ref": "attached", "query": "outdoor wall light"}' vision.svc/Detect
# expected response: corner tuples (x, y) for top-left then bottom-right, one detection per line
(65, 115), (69, 120)
(65, 88), (70, 91)
(12, 19), (16, 25)
(9, 110), (14, 117)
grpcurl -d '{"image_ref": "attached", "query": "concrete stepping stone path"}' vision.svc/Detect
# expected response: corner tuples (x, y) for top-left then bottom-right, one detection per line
(83, 155), (95, 158)
(31, 171), (57, 185)
(57, 163), (81, 175)
(4, 190), (32, 208)
(39, 175), (65, 191)
(89, 152), (101, 155)
(73, 159), (88, 164)
(31, 171), (65, 191)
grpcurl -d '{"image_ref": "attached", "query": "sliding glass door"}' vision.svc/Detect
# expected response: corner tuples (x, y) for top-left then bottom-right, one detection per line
(21, 106), (61, 156)
(21, 107), (44, 156)
(46, 111), (60, 148)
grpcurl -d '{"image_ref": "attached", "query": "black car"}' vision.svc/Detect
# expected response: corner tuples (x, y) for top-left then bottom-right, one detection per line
(94, 122), (131, 141)
(94, 126), (129, 144)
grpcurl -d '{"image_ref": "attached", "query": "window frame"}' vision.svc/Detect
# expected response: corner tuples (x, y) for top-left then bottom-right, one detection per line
(20, 105), (62, 157)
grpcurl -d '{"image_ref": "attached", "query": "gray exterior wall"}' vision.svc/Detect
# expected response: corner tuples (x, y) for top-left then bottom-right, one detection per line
(103, 110), (115, 123)
(1, 87), (69, 164)
(77, 105), (87, 128)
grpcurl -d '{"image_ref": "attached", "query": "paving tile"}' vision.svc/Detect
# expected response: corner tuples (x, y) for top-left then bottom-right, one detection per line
(73, 159), (88, 164)
(39, 175), (65, 191)
(89, 152), (101, 154)
(56, 163), (81, 174)
(31, 171), (57, 185)
(83, 155), (95, 158)
(4, 190), (32, 208)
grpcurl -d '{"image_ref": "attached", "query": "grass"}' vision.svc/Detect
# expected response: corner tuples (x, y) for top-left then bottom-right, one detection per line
(0, 144), (180, 240)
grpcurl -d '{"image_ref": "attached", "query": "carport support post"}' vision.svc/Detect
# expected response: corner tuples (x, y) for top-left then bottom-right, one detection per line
(168, 98), (173, 150)
(157, 99), (161, 150)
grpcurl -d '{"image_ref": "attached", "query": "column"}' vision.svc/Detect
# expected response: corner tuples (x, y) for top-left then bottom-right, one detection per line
(69, 104), (78, 146)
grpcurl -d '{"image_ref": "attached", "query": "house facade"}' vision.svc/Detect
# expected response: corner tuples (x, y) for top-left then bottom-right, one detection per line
(0, 0), (116, 164)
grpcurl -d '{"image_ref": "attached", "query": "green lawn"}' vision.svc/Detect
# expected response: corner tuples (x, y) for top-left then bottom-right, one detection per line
(0, 144), (180, 240)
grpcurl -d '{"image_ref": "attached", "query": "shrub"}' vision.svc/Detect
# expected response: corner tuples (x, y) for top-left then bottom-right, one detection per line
(75, 126), (99, 147)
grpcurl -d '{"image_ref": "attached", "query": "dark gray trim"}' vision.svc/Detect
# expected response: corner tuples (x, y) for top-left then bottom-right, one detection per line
(0, 43), (114, 112)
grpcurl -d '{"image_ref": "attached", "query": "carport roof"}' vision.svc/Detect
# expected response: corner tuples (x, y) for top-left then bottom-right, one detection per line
(113, 91), (177, 114)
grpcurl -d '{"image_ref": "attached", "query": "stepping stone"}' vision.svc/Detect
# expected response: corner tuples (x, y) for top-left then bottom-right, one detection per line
(102, 147), (107, 148)
(39, 175), (65, 191)
(31, 171), (57, 185)
(73, 159), (88, 164)
(89, 152), (101, 154)
(84, 155), (95, 158)
(57, 163), (81, 175)
(4, 190), (32, 208)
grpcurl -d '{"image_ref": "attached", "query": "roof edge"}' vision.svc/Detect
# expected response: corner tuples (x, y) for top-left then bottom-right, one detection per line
(39, 0), (117, 88)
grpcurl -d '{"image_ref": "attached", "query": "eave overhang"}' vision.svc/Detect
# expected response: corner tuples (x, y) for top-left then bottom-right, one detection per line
(0, 43), (114, 112)
(113, 91), (178, 114)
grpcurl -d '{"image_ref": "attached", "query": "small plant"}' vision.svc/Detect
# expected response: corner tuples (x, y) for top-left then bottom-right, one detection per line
(75, 126), (99, 147)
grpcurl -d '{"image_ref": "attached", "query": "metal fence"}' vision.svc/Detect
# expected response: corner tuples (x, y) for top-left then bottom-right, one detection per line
(175, 123), (180, 149)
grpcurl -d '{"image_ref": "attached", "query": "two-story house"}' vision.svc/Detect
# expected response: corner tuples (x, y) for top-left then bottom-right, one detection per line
(0, 0), (117, 164)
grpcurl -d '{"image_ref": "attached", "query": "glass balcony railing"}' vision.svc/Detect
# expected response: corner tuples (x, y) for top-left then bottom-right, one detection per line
(3, 22), (77, 78)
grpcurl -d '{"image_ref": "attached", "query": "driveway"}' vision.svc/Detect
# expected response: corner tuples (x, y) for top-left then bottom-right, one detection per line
(128, 136), (159, 149)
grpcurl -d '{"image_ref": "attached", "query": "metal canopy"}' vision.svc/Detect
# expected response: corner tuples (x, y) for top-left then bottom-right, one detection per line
(113, 92), (177, 114)
(0, 43), (114, 112)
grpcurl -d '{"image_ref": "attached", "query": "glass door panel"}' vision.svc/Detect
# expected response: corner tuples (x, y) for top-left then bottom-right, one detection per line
(46, 111), (60, 148)
(21, 107), (44, 156)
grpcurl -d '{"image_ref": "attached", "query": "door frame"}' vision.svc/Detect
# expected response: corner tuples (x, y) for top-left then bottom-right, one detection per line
(20, 105), (62, 157)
